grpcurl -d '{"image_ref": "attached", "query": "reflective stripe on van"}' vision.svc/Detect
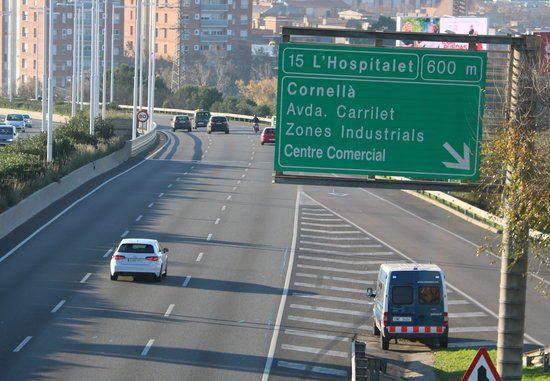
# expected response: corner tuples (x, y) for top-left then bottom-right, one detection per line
(387, 326), (445, 333)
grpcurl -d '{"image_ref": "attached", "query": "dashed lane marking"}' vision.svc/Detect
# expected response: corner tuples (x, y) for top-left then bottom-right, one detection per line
(196, 252), (204, 262)
(51, 300), (66, 313)
(80, 273), (92, 284)
(206, 233), (213, 241)
(158, 193), (164, 198)
(215, 218), (220, 225)
(221, 205), (227, 211)
(148, 202), (154, 208)
(141, 339), (154, 356)
(301, 228), (360, 234)
(182, 276), (192, 287)
(136, 215), (143, 222)
(167, 184), (173, 188)
(281, 344), (348, 358)
(103, 248), (113, 258)
(13, 336), (33, 353)
(284, 329), (350, 342)
(164, 304), (175, 318)
(121, 230), (129, 238)
(290, 304), (369, 317)
(301, 217), (342, 222)
(226, 195), (232, 200)
(301, 222), (352, 228)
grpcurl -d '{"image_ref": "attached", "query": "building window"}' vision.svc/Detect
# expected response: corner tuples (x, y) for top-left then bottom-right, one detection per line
(240, 30), (247, 38)
(241, 0), (249, 9)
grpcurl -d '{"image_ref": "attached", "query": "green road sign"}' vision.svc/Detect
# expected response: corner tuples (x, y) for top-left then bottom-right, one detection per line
(274, 43), (487, 179)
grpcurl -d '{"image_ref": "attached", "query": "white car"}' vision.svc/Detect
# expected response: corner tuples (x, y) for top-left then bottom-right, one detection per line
(6, 114), (26, 133)
(110, 239), (168, 281)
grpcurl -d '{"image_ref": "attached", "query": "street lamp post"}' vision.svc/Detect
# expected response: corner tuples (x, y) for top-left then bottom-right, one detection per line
(101, 0), (109, 119)
(147, 1), (157, 132)
(89, 0), (97, 134)
(71, 0), (78, 117)
(131, 0), (142, 139)
(46, 0), (54, 162)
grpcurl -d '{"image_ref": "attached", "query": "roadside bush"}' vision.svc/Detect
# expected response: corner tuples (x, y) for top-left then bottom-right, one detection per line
(95, 118), (116, 140)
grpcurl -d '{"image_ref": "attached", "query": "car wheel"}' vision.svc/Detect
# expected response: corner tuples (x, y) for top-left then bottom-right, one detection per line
(373, 321), (380, 336)
(381, 334), (389, 350)
(188, 128), (192, 132)
(163, 263), (167, 277)
(155, 271), (162, 282)
(172, 128), (176, 132)
(110, 273), (118, 281)
(261, 142), (265, 145)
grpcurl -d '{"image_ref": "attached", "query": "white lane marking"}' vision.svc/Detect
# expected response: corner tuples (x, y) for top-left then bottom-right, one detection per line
(164, 304), (175, 318)
(184, 172), (188, 175)
(299, 241), (375, 249)
(0, 134), (170, 264)
(281, 344), (348, 358)
(141, 339), (154, 356)
(448, 300), (470, 305)
(226, 195), (232, 200)
(297, 264), (377, 275)
(241, 174), (246, 178)
(176, 177), (181, 181)
(237, 180), (241, 184)
(284, 329), (350, 342)
(449, 312), (487, 318)
(290, 304), (369, 317)
(300, 235), (369, 241)
(51, 300), (66, 313)
(215, 218), (220, 225)
(292, 293), (372, 305)
(299, 255), (401, 266)
(276, 361), (306, 371)
(148, 202), (154, 208)
(288, 315), (371, 330)
(80, 273), (92, 284)
(312, 366), (348, 377)
(361, 189), (549, 287)
(221, 205), (227, 211)
(191, 166), (195, 169)
(448, 341), (496, 349)
(248, 162), (252, 167)
(262, 188), (301, 381)
(450, 326), (498, 333)
(301, 217), (342, 222)
(167, 184), (173, 188)
(13, 336), (33, 352)
(196, 252), (204, 262)
(121, 230), (129, 238)
(300, 248), (390, 257)
(232, 186), (237, 191)
(294, 282), (367, 294)
(103, 248), (113, 258)
(158, 192), (164, 198)
(245, 168), (249, 172)
(206, 233), (213, 241)
(301, 222), (351, 228)
(136, 215), (143, 222)
(204, 150), (208, 154)
(303, 192), (545, 347)
(302, 212), (333, 216)
(302, 228), (360, 234)
(296, 273), (374, 285)
(182, 276), (192, 287)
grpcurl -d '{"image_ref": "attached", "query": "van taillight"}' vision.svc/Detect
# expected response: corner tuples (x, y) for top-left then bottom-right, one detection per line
(383, 312), (389, 326)
(114, 255), (125, 260)
(443, 312), (448, 326)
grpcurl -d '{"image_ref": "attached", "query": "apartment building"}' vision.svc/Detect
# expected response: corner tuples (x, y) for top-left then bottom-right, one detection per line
(123, 0), (253, 67)
(0, 0), (125, 99)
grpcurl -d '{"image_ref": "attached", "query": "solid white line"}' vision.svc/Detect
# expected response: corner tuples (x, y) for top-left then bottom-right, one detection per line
(298, 255), (401, 266)
(284, 329), (350, 342)
(297, 264), (377, 275)
(294, 282), (367, 294)
(164, 304), (175, 318)
(158, 193), (164, 198)
(450, 326), (498, 333)
(448, 300), (470, 305)
(13, 336), (33, 352)
(281, 344), (348, 358)
(148, 202), (154, 208)
(167, 184), (173, 188)
(51, 300), (66, 313)
(103, 248), (113, 258)
(221, 205), (226, 211)
(303, 192), (545, 347)
(182, 276), (191, 287)
(80, 273), (92, 284)
(0, 134), (170, 264)
(121, 230), (129, 238)
(449, 312), (487, 318)
(301, 228), (360, 234)
(299, 241), (374, 249)
(288, 315), (371, 330)
(196, 252), (204, 262)
(301, 222), (351, 228)
(226, 195), (232, 200)
(292, 293), (372, 305)
(136, 215), (143, 222)
(215, 218), (220, 225)
(262, 187), (301, 381)
(290, 304), (369, 317)
(300, 235), (369, 241)
(206, 233), (213, 241)
(296, 273), (374, 285)
(448, 341), (496, 349)
(141, 339), (154, 356)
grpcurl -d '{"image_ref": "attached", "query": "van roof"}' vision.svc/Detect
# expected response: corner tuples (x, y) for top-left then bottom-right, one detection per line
(380, 263), (442, 273)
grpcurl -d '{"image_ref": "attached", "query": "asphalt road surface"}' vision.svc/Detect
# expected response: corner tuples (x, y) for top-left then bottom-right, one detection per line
(0, 115), (547, 380)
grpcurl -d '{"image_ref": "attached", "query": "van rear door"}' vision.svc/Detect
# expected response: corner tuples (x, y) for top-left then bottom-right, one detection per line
(416, 272), (445, 327)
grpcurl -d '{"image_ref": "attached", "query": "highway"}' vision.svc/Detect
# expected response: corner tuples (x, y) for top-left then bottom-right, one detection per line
(0, 115), (548, 380)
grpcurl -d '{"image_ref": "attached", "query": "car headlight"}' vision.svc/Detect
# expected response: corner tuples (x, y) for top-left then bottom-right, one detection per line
(6, 139), (13, 142)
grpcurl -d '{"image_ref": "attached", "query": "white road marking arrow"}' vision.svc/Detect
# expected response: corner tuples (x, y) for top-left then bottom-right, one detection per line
(442, 143), (471, 170)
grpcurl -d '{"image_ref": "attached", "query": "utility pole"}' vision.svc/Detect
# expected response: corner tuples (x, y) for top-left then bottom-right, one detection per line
(42, 6), (48, 133)
(497, 34), (539, 381)
(46, 0), (54, 162)
(131, 0), (142, 139)
(101, 0), (109, 119)
(109, 4), (117, 104)
(7, 0), (15, 101)
(71, 0), (78, 117)
(89, 0), (97, 134)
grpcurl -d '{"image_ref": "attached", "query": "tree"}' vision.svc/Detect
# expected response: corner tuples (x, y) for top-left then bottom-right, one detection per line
(236, 78), (277, 114)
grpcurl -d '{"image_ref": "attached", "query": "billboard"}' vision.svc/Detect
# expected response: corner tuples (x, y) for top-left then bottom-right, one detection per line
(396, 17), (488, 50)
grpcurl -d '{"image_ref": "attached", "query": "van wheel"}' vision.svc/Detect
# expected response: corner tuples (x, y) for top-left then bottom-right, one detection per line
(373, 321), (380, 336)
(381, 334), (390, 350)
(439, 336), (448, 349)
(110, 273), (118, 281)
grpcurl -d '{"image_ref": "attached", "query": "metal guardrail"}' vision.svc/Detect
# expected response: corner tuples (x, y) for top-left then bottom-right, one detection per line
(352, 339), (388, 381)
(129, 123), (158, 157)
(523, 347), (550, 371)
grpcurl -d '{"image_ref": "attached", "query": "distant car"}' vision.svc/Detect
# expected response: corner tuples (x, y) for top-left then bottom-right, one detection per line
(0, 115), (6, 122)
(207, 116), (229, 134)
(260, 127), (275, 145)
(0, 124), (18, 146)
(171, 115), (192, 132)
(22, 114), (32, 128)
(193, 110), (211, 129)
(110, 239), (169, 282)
(6, 114), (26, 133)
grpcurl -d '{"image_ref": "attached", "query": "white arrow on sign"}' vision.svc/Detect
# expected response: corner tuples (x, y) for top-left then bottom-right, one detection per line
(442, 142), (471, 171)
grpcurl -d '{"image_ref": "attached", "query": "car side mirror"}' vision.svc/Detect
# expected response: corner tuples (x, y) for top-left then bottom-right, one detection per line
(366, 287), (376, 298)
(163, 248), (169, 253)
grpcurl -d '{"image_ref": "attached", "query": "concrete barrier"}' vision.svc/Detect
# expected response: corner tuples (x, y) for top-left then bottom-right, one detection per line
(0, 127), (158, 240)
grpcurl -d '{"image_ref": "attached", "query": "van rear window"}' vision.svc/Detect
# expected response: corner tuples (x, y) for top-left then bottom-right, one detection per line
(419, 286), (441, 304)
(392, 286), (413, 305)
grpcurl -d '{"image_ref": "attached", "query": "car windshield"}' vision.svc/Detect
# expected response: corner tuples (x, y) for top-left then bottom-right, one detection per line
(23, 115), (30, 119)
(118, 243), (155, 253)
(264, 128), (275, 133)
(176, 116), (188, 121)
(0, 127), (13, 134)
(211, 117), (226, 122)
(7, 115), (23, 121)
